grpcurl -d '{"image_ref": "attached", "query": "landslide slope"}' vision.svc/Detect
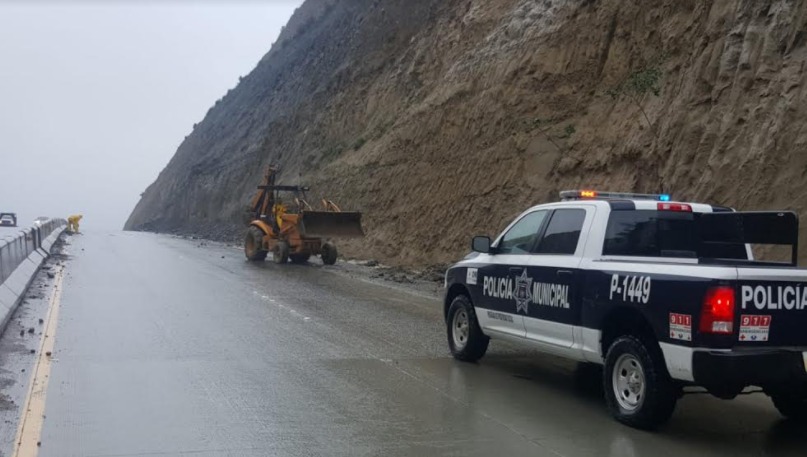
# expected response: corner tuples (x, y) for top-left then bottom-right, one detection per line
(126, 0), (807, 267)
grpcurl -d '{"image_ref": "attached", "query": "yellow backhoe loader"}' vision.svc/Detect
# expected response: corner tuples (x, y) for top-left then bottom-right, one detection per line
(244, 166), (364, 265)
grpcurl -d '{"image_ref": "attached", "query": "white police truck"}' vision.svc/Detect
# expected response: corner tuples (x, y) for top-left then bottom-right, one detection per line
(443, 190), (807, 429)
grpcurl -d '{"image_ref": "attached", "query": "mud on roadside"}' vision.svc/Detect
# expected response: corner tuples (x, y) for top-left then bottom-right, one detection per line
(0, 235), (71, 455)
(337, 258), (448, 300)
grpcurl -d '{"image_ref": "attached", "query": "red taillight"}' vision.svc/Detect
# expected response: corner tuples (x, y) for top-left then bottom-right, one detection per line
(699, 286), (735, 334)
(657, 202), (692, 212)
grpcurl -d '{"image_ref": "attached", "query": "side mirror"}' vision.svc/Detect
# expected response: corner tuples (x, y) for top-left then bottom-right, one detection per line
(472, 236), (492, 254)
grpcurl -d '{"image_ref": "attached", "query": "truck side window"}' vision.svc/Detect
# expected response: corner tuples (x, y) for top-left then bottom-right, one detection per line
(497, 210), (548, 254)
(603, 211), (661, 256)
(534, 209), (586, 255)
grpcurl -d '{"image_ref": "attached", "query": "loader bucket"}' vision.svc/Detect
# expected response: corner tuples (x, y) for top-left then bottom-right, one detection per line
(299, 211), (364, 238)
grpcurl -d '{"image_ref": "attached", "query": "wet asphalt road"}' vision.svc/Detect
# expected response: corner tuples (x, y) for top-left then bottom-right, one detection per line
(1, 230), (806, 457)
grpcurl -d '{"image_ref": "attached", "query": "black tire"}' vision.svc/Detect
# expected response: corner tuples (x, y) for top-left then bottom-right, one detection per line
(446, 295), (489, 362)
(770, 386), (807, 421)
(273, 241), (290, 264)
(244, 226), (267, 261)
(321, 242), (337, 265)
(289, 253), (311, 264)
(603, 335), (677, 430)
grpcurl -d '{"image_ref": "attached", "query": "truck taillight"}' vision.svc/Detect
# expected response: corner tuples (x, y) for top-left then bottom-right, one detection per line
(699, 286), (735, 334)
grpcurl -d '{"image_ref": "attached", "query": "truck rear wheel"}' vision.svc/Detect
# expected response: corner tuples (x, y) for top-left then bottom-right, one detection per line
(604, 336), (677, 430)
(321, 242), (337, 265)
(769, 386), (807, 421)
(273, 241), (290, 264)
(244, 226), (267, 261)
(447, 295), (489, 362)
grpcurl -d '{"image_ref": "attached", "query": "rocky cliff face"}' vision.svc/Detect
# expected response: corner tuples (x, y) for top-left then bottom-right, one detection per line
(126, 0), (807, 267)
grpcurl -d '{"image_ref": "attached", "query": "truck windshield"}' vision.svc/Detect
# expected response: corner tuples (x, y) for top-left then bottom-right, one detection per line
(603, 210), (749, 260)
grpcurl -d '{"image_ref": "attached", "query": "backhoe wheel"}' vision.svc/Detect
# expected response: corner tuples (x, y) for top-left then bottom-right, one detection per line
(244, 226), (267, 261)
(273, 241), (290, 264)
(321, 242), (337, 265)
(604, 336), (677, 430)
(290, 253), (311, 264)
(447, 295), (489, 362)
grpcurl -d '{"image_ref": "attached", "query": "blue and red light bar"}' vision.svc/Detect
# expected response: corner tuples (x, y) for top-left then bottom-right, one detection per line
(560, 190), (672, 202)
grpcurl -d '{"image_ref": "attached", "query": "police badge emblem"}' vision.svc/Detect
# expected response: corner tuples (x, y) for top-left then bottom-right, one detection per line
(513, 269), (533, 314)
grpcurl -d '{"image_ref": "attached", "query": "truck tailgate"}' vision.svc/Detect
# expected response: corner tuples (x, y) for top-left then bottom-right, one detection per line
(736, 267), (807, 347)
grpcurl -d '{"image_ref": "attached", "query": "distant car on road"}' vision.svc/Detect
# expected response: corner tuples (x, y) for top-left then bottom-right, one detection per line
(0, 213), (17, 227)
(33, 217), (49, 227)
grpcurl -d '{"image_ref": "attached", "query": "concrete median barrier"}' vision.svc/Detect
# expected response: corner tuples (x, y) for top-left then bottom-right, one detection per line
(0, 218), (67, 332)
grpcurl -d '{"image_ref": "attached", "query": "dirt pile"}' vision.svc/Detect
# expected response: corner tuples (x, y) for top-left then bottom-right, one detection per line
(126, 0), (807, 267)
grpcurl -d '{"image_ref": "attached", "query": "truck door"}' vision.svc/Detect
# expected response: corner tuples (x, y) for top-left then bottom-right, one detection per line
(475, 209), (550, 339)
(521, 207), (591, 348)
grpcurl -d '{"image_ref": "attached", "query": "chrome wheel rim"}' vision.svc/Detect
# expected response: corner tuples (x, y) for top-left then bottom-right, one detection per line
(452, 309), (470, 350)
(613, 354), (646, 411)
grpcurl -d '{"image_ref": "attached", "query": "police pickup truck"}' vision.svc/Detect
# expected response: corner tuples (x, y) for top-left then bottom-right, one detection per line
(443, 190), (807, 429)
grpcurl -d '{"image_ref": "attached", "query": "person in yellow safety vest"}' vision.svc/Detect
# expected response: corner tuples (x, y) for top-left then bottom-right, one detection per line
(67, 214), (83, 233)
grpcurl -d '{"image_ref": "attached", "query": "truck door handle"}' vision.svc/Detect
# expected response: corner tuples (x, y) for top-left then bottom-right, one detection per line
(557, 270), (573, 276)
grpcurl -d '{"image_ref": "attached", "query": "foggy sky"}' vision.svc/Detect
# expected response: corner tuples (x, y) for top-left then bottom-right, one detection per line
(0, 1), (302, 229)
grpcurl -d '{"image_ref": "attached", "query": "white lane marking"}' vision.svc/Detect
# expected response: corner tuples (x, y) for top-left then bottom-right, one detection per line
(14, 265), (65, 457)
(252, 291), (311, 321)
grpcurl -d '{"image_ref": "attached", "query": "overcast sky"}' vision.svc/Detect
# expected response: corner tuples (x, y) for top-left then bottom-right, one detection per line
(0, 1), (302, 229)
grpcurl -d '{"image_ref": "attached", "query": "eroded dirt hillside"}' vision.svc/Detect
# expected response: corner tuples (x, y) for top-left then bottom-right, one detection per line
(126, 0), (807, 267)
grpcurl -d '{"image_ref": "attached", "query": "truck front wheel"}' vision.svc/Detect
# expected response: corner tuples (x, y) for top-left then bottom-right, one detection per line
(446, 295), (489, 362)
(604, 336), (677, 430)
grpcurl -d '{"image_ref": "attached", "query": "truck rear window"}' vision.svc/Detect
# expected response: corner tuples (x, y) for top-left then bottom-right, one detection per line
(603, 211), (749, 260)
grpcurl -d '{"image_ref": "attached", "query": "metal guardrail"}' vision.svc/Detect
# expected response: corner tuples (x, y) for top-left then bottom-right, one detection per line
(0, 218), (66, 285)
